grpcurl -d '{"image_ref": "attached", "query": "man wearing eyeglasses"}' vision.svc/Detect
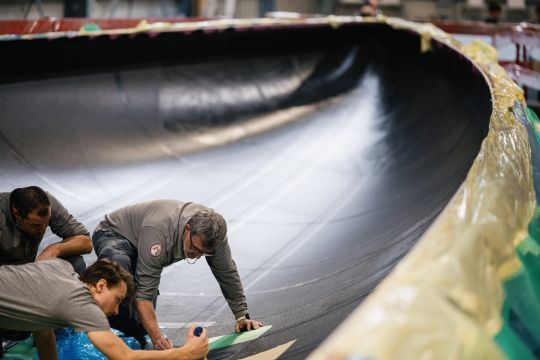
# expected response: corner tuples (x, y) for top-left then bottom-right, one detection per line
(92, 200), (262, 350)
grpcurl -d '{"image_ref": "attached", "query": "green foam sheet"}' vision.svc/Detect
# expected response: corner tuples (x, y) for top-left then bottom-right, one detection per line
(209, 325), (272, 350)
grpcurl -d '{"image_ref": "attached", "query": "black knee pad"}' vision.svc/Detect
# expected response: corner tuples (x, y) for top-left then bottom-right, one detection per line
(0, 330), (31, 341)
(63, 255), (87, 275)
(100, 251), (133, 272)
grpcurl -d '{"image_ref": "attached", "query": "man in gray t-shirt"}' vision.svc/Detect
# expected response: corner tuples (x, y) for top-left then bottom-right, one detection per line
(0, 186), (92, 270)
(93, 200), (262, 350)
(0, 259), (110, 334)
(0, 258), (208, 359)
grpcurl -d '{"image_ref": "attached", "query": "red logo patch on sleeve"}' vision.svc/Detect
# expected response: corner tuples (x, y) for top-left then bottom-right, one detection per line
(150, 243), (162, 257)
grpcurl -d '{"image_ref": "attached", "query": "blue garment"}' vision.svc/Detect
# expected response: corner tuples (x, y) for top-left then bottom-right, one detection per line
(259, 0), (275, 17)
(177, 0), (192, 16)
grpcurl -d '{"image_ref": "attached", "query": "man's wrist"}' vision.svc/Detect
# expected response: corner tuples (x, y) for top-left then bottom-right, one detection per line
(236, 313), (250, 322)
(44, 243), (62, 257)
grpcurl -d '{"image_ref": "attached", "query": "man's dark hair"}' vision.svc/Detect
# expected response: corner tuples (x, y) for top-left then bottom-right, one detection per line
(9, 186), (50, 219)
(188, 209), (227, 250)
(80, 259), (135, 301)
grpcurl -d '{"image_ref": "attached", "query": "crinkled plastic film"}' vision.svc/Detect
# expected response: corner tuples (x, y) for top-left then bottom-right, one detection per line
(309, 19), (536, 360)
(43, 328), (140, 360)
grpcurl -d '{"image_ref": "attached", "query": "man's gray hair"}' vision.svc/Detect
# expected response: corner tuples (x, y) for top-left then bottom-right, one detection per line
(188, 208), (227, 249)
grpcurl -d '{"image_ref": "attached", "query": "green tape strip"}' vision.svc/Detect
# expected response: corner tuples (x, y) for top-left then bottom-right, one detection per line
(526, 107), (540, 125)
(525, 107), (540, 146)
(209, 325), (272, 350)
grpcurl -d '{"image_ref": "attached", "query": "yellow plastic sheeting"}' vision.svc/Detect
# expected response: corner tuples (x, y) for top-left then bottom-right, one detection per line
(309, 19), (535, 360)
(0, 15), (458, 43)
(2, 16), (373, 41)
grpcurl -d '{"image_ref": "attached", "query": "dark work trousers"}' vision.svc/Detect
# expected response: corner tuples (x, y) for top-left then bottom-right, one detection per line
(92, 229), (152, 348)
(0, 254), (86, 357)
(64, 254), (87, 275)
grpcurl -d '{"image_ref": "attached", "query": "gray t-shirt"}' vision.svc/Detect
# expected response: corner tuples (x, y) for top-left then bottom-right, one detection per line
(0, 192), (90, 265)
(99, 200), (248, 318)
(0, 259), (110, 333)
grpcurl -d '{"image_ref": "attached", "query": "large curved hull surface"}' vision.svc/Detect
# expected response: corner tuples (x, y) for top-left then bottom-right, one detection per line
(0, 23), (491, 358)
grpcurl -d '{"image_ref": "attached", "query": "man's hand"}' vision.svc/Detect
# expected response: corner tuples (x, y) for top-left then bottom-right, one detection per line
(235, 318), (262, 333)
(36, 244), (61, 261)
(153, 334), (173, 350)
(183, 325), (209, 359)
(137, 300), (173, 350)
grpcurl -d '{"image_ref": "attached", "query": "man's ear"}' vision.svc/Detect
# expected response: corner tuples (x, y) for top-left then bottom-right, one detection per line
(96, 279), (108, 293)
(11, 207), (21, 220)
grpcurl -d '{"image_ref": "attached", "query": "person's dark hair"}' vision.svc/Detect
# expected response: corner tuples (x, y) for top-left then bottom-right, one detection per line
(188, 209), (227, 249)
(9, 186), (50, 219)
(80, 259), (134, 301)
(359, 4), (375, 16)
(488, 2), (501, 12)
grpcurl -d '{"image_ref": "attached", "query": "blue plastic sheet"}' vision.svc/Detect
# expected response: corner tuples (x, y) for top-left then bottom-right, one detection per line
(32, 328), (140, 360)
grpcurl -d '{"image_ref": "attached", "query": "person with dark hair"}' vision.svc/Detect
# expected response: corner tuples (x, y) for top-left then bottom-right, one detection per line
(0, 258), (208, 359)
(354, 0), (380, 16)
(1, 186), (92, 271)
(484, 2), (502, 23)
(92, 200), (262, 350)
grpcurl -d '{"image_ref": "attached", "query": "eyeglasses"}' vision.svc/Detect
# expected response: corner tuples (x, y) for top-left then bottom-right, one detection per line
(186, 232), (215, 264)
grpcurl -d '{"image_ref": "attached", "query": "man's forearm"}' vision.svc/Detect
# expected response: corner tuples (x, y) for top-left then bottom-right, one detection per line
(136, 300), (162, 340)
(129, 348), (194, 360)
(207, 242), (248, 318)
(60, 234), (93, 255)
(34, 330), (57, 360)
(42, 235), (93, 258)
(88, 330), (204, 360)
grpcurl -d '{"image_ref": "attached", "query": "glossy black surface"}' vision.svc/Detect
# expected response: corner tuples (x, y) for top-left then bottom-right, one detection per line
(0, 23), (491, 358)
